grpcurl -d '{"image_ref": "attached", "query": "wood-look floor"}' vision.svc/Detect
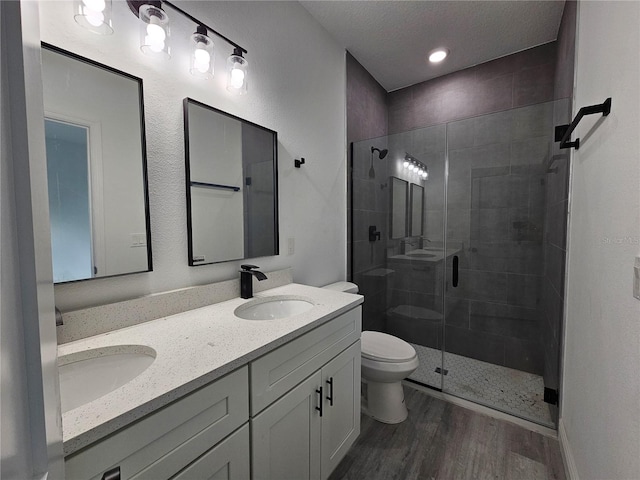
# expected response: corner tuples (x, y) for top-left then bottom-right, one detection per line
(330, 387), (566, 480)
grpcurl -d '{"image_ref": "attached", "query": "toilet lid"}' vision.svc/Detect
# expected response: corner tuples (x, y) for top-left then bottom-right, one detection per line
(361, 331), (416, 363)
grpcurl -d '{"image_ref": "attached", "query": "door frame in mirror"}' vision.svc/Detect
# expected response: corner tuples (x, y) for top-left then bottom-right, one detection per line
(390, 176), (408, 239)
(41, 42), (153, 283)
(183, 97), (279, 266)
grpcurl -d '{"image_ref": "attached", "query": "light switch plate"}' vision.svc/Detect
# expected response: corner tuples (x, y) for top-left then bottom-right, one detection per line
(634, 257), (640, 300)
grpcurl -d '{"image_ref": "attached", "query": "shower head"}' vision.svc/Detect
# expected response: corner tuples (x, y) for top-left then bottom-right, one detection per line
(371, 147), (388, 159)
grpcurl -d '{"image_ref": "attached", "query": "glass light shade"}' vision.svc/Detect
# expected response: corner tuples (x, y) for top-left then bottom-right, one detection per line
(190, 32), (214, 79)
(226, 52), (248, 95)
(139, 4), (170, 59)
(74, 0), (113, 35)
(403, 160), (409, 168)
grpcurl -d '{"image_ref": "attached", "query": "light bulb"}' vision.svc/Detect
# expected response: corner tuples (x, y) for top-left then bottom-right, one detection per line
(83, 0), (105, 12)
(403, 160), (409, 168)
(230, 66), (245, 88)
(193, 45), (211, 73)
(147, 22), (166, 43)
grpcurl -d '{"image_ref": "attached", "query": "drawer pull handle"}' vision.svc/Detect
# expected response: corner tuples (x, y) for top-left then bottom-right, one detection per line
(326, 378), (334, 406)
(315, 387), (323, 416)
(102, 466), (121, 480)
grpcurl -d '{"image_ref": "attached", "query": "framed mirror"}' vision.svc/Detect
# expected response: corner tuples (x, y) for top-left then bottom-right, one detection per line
(41, 44), (152, 283)
(409, 183), (424, 236)
(390, 177), (408, 239)
(184, 98), (279, 265)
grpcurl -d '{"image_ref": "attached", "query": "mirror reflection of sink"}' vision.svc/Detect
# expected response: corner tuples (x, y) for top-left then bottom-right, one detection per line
(235, 296), (314, 320)
(58, 346), (156, 413)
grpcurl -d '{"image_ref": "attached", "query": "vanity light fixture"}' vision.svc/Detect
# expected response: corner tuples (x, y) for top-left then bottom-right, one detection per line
(190, 26), (214, 79)
(138, 2), (171, 58)
(74, 0), (113, 35)
(227, 47), (249, 95)
(403, 153), (428, 180)
(122, 1), (249, 92)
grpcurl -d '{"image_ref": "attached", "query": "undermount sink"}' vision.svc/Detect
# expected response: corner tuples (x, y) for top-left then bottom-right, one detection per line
(234, 296), (314, 320)
(58, 346), (156, 413)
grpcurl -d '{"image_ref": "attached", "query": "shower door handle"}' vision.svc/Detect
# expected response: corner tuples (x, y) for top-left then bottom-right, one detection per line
(452, 255), (459, 288)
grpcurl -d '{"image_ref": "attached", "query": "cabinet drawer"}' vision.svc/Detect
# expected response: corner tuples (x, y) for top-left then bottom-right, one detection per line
(251, 307), (361, 415)
(170, 424), (250, 480)
(65, 366), (249, 480)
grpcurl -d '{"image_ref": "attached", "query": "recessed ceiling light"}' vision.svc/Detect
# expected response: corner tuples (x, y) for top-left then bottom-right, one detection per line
(428, 48), (449, 63)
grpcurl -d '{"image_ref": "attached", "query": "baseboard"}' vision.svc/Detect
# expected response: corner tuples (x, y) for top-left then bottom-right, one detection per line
(404, 381), (558, 438)
(559, 418), (580, 480)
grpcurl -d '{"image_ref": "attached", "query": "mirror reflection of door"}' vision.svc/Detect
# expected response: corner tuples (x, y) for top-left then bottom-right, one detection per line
(44, 118), (104, 282)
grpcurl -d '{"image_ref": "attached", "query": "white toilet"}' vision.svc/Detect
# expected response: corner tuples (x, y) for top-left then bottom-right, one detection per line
(323, 281), (419, 424)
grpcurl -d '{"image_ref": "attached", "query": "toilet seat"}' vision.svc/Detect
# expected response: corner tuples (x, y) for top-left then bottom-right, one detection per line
(361, 331), (416, 363)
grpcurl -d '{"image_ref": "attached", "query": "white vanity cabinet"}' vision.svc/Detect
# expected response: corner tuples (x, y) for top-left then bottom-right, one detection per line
(64, 366), (249, 480)
(250, 307), (362, 480)
(63, 305), (362, 480)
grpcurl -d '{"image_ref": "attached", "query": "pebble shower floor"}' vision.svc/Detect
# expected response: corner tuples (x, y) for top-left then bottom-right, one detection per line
(408, 343), (553, 426)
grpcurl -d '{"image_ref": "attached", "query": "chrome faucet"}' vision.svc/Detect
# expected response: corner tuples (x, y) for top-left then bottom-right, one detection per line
(240, 265), (267, 299)
(55, 307), (63, 326)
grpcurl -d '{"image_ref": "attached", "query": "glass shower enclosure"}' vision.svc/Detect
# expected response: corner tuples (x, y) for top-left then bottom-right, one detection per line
(350, 101), (559, 427)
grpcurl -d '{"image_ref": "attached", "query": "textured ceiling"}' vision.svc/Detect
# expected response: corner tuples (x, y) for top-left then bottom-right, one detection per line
(300, 1), (565, 92)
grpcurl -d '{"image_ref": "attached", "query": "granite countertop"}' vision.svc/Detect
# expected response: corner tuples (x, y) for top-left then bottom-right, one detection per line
(389, 247), (460, 263)
(58, 283), (363, 455)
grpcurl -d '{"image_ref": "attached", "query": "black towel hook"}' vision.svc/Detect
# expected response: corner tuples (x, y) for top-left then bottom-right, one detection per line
(294, 157), (306, 168)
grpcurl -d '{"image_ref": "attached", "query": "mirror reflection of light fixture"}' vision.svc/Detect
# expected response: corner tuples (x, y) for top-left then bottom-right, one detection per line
(402, 153), (428, 181)
(138, 2), (171, 58)
(74, 0), (113, 35)
(190, 25), (214, 79)
(227, 47), (248, 95)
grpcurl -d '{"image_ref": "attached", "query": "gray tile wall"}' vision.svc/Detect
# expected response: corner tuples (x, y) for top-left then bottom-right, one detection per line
(542, 0), (576, 422)
(388, 43), (557, 134)
(442, 103), (553, 375)
(347, 52), (389, 331)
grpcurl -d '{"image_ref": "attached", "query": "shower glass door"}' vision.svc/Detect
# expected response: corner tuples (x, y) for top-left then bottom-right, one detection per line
(442, 103), (555, 426)
(350, 124), (447, 391)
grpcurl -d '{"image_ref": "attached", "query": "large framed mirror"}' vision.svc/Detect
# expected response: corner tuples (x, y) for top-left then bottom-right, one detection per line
(184, 98), (279, 265)
(41, 44), (152, 283)
(390, 176), (408, 239)
(409, 183), (424, 236)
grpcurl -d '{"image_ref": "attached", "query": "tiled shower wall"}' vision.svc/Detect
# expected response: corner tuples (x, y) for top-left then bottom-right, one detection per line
(443, 103), (553, 375)
(346, 53), (388, 331)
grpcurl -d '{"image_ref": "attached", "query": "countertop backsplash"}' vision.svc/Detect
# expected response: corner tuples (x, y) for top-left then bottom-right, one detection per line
(57, 268), (293, 344)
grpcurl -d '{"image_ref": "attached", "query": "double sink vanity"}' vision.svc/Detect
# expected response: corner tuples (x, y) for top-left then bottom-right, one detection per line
(59, 283), (363, 480)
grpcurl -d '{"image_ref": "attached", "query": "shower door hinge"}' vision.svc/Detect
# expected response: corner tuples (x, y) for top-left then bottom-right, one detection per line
(544, 387), (559, 405)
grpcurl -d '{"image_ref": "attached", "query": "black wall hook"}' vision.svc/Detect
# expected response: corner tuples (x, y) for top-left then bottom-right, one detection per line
(294, 157), (306, 168)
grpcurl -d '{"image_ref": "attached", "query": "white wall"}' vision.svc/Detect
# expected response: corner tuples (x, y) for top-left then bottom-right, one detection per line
(562, 2), (640, 478)
(39, 1), (347, 311)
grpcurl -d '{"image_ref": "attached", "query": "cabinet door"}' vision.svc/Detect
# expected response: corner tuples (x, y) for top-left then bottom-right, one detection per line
(252, 371), (322, 480)
(171, 424), (250, 480)
(320, 341), (361, 480)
